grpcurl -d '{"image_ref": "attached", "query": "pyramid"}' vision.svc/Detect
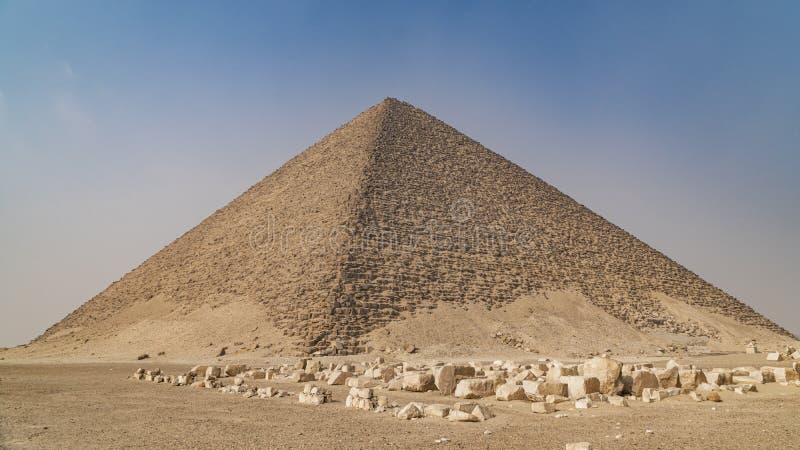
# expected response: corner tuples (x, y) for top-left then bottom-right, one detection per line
(35, 98), (793, 357)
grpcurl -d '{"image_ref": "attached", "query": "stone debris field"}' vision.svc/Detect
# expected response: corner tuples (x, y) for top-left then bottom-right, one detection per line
(129, 344), (800, 438)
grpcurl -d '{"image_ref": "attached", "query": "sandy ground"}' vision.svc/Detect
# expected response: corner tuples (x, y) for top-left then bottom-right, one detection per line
(1, 354), (799, 449)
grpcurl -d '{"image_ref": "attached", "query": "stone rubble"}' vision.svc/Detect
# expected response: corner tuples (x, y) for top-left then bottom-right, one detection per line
(126, 350), (800, 426)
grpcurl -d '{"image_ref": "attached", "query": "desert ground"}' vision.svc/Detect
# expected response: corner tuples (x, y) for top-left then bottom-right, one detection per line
(2, 352), (799, 449)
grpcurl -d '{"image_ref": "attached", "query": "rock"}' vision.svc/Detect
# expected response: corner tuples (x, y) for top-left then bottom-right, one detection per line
(656, 366), (680, 388)
(190, 380), (205, 389)
(402, 373), (436, 392)
(630, 370), (659, 396)
(447, 410), (478, 422)
(189, 365), (208, 377)
(349, 387), (373, 399)
(233, 377), (244, 386)
(205, 366), (221, 379)
(642, 388), (674, 402)
(521, 380), (544, 400)
(136, 354), (149, 361)
(546, 364), (579, 383)
(433, 364), (457, 395)
(454, 364), (477, 378)
(766, 352), (783, 361)
(216, 347), (227, 357)
(582, 357), (623, 394)
(373, 366), (396, 382)
(566, 442), (592, 450)
(745, 341), (758, 354)
(546, 394), (570, 404)
(689, 391), (703, 402)
(346, 375), (380, 388)
(678, 368), (707, 390)
(298, 384), (331, 405)
(706, 371), (733, 386)
(291, 371), (316, 383)
(608, 395), (628, 407)
(327, 370), (351, 385)
(397, 402), (424, 420)
(454, 378), (496, 399)
(495, 383), (526, 401)
(561, 376), (601, 399)
(531, 402), (556, 414)
(792, 350), (800, 360)
(772, 367), (799, 383)
(706, 391), (722, 402)
(538, 382), (570, 398)
(424, 404), (451, 418)
(224, 364), (248, 377)
(304, 360), (322, 374)
(257, 387), (275, 398)
(471, 404), (493, 421)
(575, 398), (592, 409)
(452, 402), (478, 413)
(749, 369), (775, 384)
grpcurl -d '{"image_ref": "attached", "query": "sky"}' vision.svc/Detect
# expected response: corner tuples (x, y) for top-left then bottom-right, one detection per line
(0, 1), (798, 347)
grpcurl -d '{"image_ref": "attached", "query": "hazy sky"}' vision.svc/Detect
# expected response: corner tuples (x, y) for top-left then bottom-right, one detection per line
(1, 1), (798, 347)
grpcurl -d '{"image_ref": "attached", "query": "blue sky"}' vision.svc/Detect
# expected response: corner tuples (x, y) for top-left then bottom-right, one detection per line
(1, 1), (798, 346)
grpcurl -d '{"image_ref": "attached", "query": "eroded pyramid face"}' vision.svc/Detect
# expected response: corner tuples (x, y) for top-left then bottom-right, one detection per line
(38, 98), (793, 358)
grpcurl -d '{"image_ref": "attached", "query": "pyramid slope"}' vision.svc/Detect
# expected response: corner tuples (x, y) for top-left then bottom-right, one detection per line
(31, 97), (793, 359)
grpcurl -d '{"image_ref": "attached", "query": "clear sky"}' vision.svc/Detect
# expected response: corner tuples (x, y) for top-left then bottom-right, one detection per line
(1, 1), (798, 346)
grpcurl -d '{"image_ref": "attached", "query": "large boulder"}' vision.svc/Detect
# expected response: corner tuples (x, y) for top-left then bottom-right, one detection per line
(656, 366), (680, 388)
(630, 370), (659, 396)
(397, 402), (424, 420)
(678, 368), (707, 390)
(327, 370), (351, 385)
(582, 357), (623, 394)
(560, 376), (601, 399)
(402, 373), (436, 392)
(495, 383), (526, 401)
(224, 364), (248, 377)
(546, 363), (579, 383)
(772, 367), (799, 383)
(433, 364), (457, 395)
(454, 378), (496, 399)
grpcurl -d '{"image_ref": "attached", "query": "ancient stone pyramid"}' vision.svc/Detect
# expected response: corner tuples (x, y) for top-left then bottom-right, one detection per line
(42, 98), (793, 355)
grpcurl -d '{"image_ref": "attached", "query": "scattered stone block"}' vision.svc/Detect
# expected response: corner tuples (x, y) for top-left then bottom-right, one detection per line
(656, 366), (680, 389)
(402, 373), (436, 392)
(766, 352), (783, 361)
(454, 378), (496, 399)
(678, 368), (707, 390)
(291, 371), (316, 383)
(224, 364), (248, 377)
(575, 398), (592, 409)
(447, 410), (478, 422)
(561, 376), (600, 399)
(495, 383), (526, 401)
(607, 395), (628, 407)
(630, 370), (659, 396)
(582, 357), (623, 394)
(433, 365), (456, 395)
(397, 402), (424, 420)
(706, 391), (722, 402)
(424, 404), (450, 418)
(205, 366), (221, 379)
(546, 394), (570, 404)
(531, 402), (556, 414)
(471, 404), (493, 421)
(327, 370), (351, 385)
